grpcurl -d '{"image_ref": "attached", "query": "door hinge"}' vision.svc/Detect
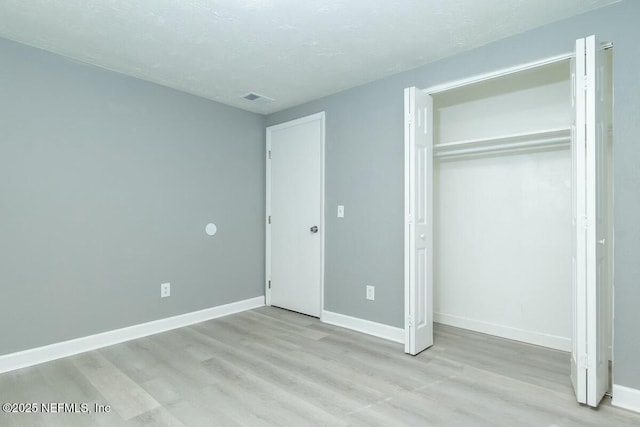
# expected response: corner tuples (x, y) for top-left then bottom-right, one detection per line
(407, 214), (415, 225)
(579, 353), (589, 369)
(407, 315), (414, 328)
(268, 150), (272, 159)
(268, 280), (271, 289)
(268, 215), (271, 224)
(406, 113), (415, 125)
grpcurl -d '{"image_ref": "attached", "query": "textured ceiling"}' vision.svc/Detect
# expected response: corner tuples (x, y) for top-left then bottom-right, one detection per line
(0, 0), (619, 114)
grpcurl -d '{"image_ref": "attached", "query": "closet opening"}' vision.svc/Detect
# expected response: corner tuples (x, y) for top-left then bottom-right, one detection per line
(432, 60), (575, 353)
(404, 36), (613, 407)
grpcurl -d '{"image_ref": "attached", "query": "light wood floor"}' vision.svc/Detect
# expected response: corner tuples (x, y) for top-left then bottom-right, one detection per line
(1, 306), (639, 426)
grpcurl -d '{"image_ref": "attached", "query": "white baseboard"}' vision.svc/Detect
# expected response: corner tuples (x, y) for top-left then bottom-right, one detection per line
(612, 384), (640, 414)
(435, 312), (571, 352)
(321, 310), (404, 344)
(0, 296), (265, 374)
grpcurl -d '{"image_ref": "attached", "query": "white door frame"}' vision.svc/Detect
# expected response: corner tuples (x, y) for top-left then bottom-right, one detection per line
(421, 42), (611, 95)
(265, 112), (326, 319)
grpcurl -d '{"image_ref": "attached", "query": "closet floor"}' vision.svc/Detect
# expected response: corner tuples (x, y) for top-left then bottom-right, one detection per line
(1, 306), (638, 426)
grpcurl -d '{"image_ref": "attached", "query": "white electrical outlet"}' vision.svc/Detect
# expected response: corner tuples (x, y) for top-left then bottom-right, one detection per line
(366, 285), (375, 301)
(161, 282), (171, 298)
(337, 205), (345, 218)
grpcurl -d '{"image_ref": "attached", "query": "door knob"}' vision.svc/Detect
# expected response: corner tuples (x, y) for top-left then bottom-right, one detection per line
(310, 226), (319, 233)
(598, 239), (606, 245)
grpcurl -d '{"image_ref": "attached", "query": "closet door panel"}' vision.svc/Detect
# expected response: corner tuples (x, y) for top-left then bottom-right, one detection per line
(404, 87), (434, 355)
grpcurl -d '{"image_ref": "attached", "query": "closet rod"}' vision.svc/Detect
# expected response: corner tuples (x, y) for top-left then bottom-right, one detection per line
(434, 129), (570, 151)
(435, 135), (570, 158)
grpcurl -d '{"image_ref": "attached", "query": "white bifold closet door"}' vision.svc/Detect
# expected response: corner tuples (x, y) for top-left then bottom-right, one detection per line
(571, 34), (609, 408)
(405, 34), (610, 408)
(404, 87), (434, 355)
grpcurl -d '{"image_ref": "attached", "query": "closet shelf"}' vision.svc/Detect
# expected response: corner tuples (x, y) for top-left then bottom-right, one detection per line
(435, 128), (571, 159)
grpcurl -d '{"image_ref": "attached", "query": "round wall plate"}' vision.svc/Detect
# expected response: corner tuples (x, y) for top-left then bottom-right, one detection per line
(205, 223), (217, 236)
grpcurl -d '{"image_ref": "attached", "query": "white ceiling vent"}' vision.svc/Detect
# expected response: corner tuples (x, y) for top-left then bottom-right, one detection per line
(242, 92), (274, 104)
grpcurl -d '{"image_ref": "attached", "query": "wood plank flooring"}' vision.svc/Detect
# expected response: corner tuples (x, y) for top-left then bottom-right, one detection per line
(1, 306), (639, 426)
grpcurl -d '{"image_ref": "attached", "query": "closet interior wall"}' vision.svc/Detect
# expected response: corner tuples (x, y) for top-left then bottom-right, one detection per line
(432, 61), (574, 351)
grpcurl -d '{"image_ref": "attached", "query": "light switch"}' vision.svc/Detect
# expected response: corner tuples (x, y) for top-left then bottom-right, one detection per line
(337, 205), (344, 218)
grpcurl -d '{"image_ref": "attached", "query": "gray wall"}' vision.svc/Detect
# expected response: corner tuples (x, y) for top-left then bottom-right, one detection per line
(0, 38), (265, 355)
(266, 0), (640, 390)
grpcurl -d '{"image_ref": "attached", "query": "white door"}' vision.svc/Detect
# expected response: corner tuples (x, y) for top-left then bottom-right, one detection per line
(585, 34), (610, 408)
(404, 87), (434, 355)
(571, 35), (610, 407)
(570, 36), (587, 404)
(266, 113), (324, 317)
